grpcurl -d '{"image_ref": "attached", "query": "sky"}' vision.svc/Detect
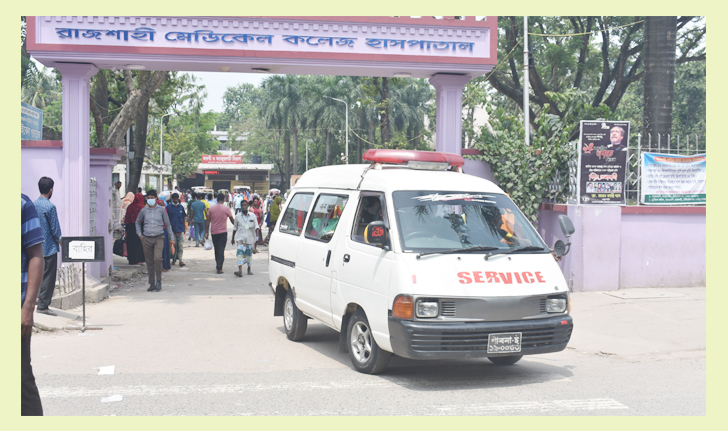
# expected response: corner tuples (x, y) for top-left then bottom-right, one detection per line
(190, 72), (266, 114)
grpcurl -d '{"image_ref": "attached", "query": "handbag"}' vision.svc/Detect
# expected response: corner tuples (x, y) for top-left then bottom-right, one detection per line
(113, 238), (124, 256)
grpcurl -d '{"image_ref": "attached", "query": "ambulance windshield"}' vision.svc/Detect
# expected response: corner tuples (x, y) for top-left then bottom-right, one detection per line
(392, 191), (548, 253)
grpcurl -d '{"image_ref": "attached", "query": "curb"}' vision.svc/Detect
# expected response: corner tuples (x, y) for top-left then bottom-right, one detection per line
(50, 283), (110, 310)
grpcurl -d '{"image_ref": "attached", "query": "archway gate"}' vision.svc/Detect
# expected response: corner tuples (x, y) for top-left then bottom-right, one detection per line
(26, 15), (497, 279)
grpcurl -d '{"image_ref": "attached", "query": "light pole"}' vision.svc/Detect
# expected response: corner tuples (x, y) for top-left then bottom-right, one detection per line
(306, 139), (309, 171)
(323, 95), (348, 164)
(160, 112), (173, 191)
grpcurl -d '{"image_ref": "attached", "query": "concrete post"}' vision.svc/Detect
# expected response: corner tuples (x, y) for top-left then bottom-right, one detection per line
(428, 74), (472, 155)
(56, 63), (98, 237)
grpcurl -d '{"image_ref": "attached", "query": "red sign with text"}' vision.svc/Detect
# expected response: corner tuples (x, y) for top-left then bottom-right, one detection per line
(202, 155), (242, 164)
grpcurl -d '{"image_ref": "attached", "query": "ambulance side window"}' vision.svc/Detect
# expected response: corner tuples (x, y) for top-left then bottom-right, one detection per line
(279, 193), (314, 236)
(304, 194), (349, 243)
(351, 193), (388, 245)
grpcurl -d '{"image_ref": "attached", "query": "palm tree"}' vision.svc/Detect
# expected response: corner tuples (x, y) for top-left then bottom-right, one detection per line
(305, 76), (352, 165)
(21, 66), (60, 109)
(261, 75), (307, 190)
(390, 79), (433, 149)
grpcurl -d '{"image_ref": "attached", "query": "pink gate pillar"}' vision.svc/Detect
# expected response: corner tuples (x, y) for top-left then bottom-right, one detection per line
(90, 149), (125, 280)
(429, 74), (472, 155)
(55, 63), (98, 238)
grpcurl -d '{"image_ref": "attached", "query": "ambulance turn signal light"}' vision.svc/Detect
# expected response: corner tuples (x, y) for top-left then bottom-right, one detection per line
(363, 149), (465, 167)
(392, 295), (414, 319)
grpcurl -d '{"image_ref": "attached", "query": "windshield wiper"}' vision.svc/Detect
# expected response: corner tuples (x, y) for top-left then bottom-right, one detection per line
(417, 246), (499, 259)
(484, 246), (545, 260)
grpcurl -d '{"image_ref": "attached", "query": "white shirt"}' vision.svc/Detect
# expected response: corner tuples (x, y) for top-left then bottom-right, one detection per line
(234, 211), (259, 245)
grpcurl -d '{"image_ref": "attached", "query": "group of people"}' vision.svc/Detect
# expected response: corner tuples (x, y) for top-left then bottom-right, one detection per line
(119, 187), (285, 286)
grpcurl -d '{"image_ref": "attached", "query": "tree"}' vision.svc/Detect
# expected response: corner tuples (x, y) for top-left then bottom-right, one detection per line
(484, 16), (706, 140)
(643, 17), (678, 145)
(305, 76), (352, 166)
(20, 17), (38, 89)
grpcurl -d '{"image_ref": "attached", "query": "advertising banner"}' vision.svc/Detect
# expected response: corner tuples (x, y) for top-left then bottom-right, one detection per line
(21, 102), (44, 140)
(641, 153), (706, 205)
(201, 155), (242, 164)
(577, 121), (630, 205)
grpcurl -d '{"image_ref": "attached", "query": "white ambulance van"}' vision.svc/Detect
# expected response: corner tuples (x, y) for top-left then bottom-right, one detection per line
(268, 149), (575, 374)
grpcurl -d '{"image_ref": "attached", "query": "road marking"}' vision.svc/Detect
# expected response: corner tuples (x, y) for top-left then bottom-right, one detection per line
(40, 380), (396, 398)
(434, 398), (629, 414)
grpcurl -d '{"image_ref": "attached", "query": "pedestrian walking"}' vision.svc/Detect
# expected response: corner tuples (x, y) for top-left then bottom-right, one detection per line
(250, 196), (263, 253)
(205, 193), (234, 274)
(32, 177), (62, 316)
(159, 195), (171, 272)
(124, 193), (146, 265)
(189, 193), (207, 246)
(264, 195), (282, 245)
(187, 193), (197, 241)
(21, 193), (45, 416)
(232, 199), (259, 277)
(234, 192), (244, 215)
(136, 190), (175, 292)
(112, 181), (123, 228)
(167, 192), (187, 267)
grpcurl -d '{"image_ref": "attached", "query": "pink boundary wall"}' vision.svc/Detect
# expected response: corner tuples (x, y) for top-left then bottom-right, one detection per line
(22, 141), (123, 280)
(464, 155), (706, 291)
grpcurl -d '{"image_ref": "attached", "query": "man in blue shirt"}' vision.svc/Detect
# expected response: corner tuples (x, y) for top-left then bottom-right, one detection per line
(189, 193), (208, 246)
(22, 193), (45, 415)
(167, 192), (187, 267)
(33, 177), (62, 316)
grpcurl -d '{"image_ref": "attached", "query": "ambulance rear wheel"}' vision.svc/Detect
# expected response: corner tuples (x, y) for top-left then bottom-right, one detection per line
(284, 290), (307, 341)
(347, 309), (391, 374)
(487, 355), (523, 365)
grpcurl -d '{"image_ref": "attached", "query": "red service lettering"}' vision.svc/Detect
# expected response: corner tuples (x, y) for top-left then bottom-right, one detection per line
(457, 272), (472, 284)
(456, 270), (545, 285)
(485, 271), (500, 283)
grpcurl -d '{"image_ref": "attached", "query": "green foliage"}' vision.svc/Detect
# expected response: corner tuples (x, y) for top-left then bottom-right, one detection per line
(470, 90), (602, 223)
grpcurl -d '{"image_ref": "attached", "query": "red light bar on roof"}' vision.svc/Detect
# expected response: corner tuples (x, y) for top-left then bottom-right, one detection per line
(362, 149), (465, 167)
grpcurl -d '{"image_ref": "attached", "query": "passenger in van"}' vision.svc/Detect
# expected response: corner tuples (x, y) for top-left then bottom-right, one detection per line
(360, 197), (382, 225)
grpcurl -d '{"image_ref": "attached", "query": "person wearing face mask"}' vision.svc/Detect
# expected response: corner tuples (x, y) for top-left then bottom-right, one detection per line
(166, 193), (187, 267)
(232, 200), (259, 277)
(135, 190), (176, 292)
(33, 177), (62, 316)
(206, 193), (234, 274)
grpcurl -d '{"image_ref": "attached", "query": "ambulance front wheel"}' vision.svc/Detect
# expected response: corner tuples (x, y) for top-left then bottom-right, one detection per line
(487, 355), (523, 365)
(347, 309), (391, 374)
(284, 290), (307, 341)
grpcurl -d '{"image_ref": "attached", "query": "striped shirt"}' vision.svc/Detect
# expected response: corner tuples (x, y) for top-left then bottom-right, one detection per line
(22, 194), (44, 307)
(33, 196), (62, 256)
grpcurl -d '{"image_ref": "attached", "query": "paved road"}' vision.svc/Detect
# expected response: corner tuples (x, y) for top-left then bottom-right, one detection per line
(31, 227), (706, 416)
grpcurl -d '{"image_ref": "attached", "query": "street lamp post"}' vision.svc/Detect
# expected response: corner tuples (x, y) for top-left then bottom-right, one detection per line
(160, 113), (173, 191)
(323, 96), (348, 164)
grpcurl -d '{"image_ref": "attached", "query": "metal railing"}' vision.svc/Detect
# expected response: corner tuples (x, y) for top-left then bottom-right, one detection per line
(546, 133), (705, 206)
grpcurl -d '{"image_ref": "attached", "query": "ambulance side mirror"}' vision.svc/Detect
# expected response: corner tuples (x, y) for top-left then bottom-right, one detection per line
(558, 215), (575, 238)
(364, 221), (389, 249)
(554, 215), (574, 258)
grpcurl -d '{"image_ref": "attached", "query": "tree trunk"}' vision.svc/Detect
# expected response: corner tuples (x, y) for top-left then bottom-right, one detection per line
(368, 121), (374, 151)
(325, 130), (333, 166)
(106, 70), (167, 150)
(357, 109), (364, 163)
(379, 77), (391, 146)
(291, 125), (298, 175)
(283, 131), (291, 192)
(129, 74), (151, 193)
(644, 16), (678, 148)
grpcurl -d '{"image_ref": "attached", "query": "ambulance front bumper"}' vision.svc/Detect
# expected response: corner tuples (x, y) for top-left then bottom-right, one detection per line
(388, 315), (573, 360)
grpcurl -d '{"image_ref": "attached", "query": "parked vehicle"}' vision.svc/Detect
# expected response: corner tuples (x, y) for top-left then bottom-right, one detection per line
(268, 149), (575, 374)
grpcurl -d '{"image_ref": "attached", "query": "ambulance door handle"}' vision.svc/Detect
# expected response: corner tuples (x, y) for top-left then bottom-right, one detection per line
(325, 250), (332, 267)
(343, 254), (350, 263)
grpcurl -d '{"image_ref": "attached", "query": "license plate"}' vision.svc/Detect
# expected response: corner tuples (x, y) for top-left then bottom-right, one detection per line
(487, 332), (522, 354)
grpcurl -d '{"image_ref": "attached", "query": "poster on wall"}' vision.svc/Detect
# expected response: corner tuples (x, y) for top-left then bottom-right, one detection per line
(577, 120), (630, 205)
(641, 153), (706, 205)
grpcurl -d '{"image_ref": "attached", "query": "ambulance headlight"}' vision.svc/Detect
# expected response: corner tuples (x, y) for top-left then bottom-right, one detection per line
(546, 297), (567, 313)
(416, 300), (439, 318)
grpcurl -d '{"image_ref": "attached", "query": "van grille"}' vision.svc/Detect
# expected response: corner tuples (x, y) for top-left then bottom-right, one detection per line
(540, 299), (547, 313)
(440, 301), (456, 317)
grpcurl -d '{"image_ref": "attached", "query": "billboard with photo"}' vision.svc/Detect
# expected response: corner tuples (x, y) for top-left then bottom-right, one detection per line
(577, 121), (630, 205)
